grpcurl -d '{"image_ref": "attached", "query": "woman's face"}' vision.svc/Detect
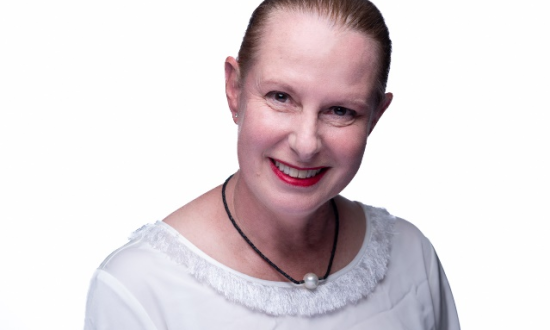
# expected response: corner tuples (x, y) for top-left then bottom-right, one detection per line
(226, 10), (391, 215)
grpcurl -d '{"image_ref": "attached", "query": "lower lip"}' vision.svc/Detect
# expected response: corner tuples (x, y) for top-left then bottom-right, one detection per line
(270, 161), (327, 187)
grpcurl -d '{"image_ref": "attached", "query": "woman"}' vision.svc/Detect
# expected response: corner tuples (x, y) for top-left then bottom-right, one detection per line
(85, 0), (460, 329)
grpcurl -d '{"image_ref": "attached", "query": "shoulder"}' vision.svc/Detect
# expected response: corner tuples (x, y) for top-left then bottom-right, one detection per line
(358, 203), (436, 271)
(357, 204), (460, 329)
(93, 222), (204, 304)
(98, 227), (172, 281)
(394, 216), (431, 248)
(86, 224), (204, 329)
(360, 205), (445, 293)
(361, 203), (430, 247)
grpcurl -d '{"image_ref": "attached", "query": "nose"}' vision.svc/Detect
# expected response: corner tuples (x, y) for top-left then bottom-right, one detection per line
(288, 113), (321, 162)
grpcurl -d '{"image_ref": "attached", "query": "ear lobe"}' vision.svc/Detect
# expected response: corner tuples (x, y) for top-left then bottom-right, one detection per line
(225, 56), (241, 124)
(368, 92), (393, 135)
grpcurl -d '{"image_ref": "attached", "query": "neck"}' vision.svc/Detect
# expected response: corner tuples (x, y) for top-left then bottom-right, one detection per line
(222, 173), (339, 285)
(228, 172), (334, 251)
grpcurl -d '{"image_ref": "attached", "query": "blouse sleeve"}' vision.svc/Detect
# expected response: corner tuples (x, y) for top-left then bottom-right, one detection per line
(424, 239), (461, 330)
(84, 269), (158, 330)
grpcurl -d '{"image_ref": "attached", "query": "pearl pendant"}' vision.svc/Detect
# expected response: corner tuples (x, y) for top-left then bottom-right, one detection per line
(303, 273), (319, 290)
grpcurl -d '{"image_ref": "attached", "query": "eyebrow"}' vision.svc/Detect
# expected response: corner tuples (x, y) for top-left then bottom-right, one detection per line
(347, 98), (371, 111)
(255, 78), (297, 95)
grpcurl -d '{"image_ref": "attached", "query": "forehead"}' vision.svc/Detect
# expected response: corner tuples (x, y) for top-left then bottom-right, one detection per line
(252, 9), (379, 96)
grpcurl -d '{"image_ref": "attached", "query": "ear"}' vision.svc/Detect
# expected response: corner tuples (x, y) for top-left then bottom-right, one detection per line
(368, 92), (393, 136)
(225, 56), (241, 124)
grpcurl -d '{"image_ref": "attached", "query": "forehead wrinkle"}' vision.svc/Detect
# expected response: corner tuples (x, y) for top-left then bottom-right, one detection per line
(254, 50), (375, 106)
(255, 76), (299, 97)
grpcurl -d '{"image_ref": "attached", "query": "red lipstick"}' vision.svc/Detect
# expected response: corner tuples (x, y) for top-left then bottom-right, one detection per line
(270, 159), (327, 187)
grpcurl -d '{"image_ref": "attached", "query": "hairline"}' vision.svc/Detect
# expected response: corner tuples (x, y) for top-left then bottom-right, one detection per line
(238, 7), (386, 107)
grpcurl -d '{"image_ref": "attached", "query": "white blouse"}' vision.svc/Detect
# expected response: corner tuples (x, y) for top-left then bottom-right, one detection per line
(85, 203), (460, 329)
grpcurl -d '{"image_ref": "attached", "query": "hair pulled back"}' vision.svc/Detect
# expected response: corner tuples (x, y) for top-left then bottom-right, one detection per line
(237, 0), (392, 106)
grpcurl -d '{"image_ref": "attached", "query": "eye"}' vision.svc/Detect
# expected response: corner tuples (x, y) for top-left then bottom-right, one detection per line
(332, 106), (351, 116)
(267, 91), (290, 103)
(330, 106), (356, 118)
(322, 106), (358, 126)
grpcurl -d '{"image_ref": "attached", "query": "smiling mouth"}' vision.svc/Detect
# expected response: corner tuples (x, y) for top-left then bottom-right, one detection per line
(273, 160), (323, 179)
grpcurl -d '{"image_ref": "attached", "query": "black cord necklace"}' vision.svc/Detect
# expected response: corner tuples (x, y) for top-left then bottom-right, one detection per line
(221, 175), (339, 290)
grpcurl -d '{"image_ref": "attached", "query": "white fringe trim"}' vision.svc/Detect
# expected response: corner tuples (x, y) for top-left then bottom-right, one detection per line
(130, 204), (395, 316)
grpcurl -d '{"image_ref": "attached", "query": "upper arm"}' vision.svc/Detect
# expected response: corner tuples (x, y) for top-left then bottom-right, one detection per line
(423, 239), (461, 330)
(85, 269), (158, 330)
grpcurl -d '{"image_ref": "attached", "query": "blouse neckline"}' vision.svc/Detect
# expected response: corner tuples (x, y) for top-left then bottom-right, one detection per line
(130, 203), (395, 316)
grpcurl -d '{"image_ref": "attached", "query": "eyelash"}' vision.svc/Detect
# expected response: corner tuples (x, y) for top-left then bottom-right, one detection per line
(329, 106), (356, 118)
(266, 91), (357, 121)
(267, 91), (290, 103)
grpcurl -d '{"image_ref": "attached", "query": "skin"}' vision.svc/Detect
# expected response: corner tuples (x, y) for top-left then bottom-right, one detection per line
(164, 10), (392, 282)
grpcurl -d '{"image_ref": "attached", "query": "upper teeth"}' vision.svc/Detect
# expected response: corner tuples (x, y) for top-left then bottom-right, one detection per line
(274, 160), (322, 179)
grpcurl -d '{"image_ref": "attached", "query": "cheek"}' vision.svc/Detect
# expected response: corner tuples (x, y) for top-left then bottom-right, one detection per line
(341, 141), (367, 174)
(238, 100), (289, 147)
(236, 124), (263, 178)
(236, 103), (284, 166)
(330, 126), (368, 168)
(327, 129), (368, 192)
(324, 133), (366, 195)
(342, 141), (367, 188)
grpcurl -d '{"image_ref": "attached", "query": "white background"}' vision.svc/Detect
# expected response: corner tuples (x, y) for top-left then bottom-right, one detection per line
(1, 0), (548, 329)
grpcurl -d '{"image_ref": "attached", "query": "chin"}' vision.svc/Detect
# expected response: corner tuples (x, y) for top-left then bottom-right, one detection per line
(264, 179), (350, 217)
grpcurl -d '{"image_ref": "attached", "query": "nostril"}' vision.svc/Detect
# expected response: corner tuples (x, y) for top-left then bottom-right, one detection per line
(290, 136), (321, 161)
(287, 114), (322, 160)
